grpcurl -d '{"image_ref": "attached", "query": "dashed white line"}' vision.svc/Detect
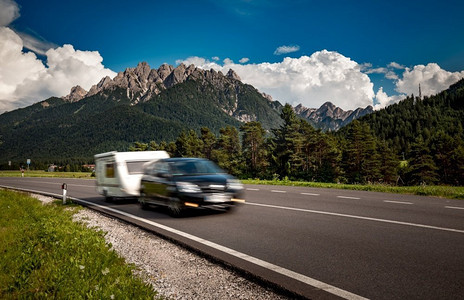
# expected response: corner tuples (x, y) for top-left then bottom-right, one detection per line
(445, 206), (464, 210)
(384, 200), (413, 205)
(246, 202), (464, 234)
(337, 196), (360, 200)
(271, 190), (287, 193)
(246, 188), (260, 191)
(301, 192), (320, 196)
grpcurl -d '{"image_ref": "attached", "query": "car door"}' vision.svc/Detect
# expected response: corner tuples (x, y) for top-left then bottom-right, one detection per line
(144, 161), (172, 204)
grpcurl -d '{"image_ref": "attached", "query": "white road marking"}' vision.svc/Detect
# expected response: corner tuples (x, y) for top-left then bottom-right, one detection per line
(246, 188), (260, 191)
(271, 190), (287, 193)
(301, 192), (320, 196)
(384, 200), (413, 205)
(445, 206), (464, 210)
(337, 196), (360, 200)
(246, 202), (464, 234)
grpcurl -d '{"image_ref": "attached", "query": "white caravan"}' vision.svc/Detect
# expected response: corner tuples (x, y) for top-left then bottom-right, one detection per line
(95, 151), (169, 200)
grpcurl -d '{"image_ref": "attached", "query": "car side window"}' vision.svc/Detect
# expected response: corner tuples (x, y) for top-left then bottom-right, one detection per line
(152, 162), (169, 177)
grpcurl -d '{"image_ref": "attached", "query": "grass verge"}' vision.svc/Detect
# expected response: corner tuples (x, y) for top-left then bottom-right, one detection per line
(242, 179), (464, 200)
(0, 170), (93, 179)
(0, 189), (160, 299)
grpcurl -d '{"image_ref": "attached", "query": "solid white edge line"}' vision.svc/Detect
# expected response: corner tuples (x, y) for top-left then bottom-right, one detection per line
(445, 206), (464, 210)
(337, 196), (361, 200)
(246, 202), (464, 234)
(0, 184), (367, 300)
(383, 200), (413, 205)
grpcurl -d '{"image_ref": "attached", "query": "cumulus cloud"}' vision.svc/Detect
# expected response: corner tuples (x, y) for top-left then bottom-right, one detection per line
(395, 63), (464, 97)
(274, 45), (300, 55)
(0, 0), (19, 26)
(178, 50), (375, 110)
(374, 87), (404, 110)
(0, 26), (116, 113)
(239, 57), (249, 64)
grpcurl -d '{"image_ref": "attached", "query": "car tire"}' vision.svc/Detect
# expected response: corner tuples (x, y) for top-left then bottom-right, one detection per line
(167, 198), (183, 217)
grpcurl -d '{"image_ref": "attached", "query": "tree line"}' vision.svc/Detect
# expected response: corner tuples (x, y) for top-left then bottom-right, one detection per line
(130, 103), (464, 186)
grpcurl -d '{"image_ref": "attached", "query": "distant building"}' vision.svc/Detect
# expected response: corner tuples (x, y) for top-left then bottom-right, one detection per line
(83, 164), (96, 171)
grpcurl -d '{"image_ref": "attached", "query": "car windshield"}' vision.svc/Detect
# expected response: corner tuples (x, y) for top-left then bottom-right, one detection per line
(170, 160), (224, 176)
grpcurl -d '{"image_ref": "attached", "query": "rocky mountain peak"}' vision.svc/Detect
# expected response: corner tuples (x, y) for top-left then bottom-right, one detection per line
(62, 85), (87, 102)
(62, 62), (247, 106)
(294, 101), (373, 131)
(226, 69), (241, 81)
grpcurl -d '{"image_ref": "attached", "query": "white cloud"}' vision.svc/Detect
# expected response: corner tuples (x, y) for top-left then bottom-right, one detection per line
(274, 45), (300, 55)
(374, 87), (404, 110)
(239, 57), (249, 64)
(17, 31), (58, 56)
(0, 0), (19, 26)
(0, 27), (116, 113)
(212, 56), (220, 61)
(178, 50), (375, 110)
(365, 67), (388, 74)
(395, 63), (464, 97)
(385, 71), (399, 80)
(388, 62), (405, 69)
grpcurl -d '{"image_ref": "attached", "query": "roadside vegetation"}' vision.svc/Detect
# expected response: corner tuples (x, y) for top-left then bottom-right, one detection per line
(242, 179), (464, 200)
(0, 189), (160, 299)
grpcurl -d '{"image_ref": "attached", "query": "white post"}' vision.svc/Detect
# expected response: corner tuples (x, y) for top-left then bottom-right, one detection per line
(62, 183), (67, 204)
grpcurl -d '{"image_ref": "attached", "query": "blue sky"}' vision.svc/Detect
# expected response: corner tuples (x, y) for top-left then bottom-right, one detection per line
(1, 0), (464, 112)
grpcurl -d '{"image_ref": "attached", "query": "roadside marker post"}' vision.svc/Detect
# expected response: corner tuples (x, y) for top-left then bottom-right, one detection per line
(61, 183), (67, 204)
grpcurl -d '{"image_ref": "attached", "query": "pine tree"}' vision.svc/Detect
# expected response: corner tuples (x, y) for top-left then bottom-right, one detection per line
(211, 126), (242, 175)
(175, 130), (203, 157)
(200, 127), (216, 160)
(240, 121), (268, 177)
(408, 136), (439, 185)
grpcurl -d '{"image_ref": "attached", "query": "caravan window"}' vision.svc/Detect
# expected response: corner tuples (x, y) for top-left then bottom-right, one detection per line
(126, 161), (148, 175)
(106, 163), (115, 178)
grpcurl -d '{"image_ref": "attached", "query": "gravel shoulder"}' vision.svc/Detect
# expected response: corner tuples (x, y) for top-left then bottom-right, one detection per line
(31, 194), (289, 300)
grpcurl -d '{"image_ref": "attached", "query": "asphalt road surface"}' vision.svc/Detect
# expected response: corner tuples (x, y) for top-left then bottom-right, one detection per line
(1, 177), (464, 299)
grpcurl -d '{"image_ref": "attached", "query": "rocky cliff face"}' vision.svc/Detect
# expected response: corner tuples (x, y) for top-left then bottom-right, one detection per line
(295, 101), (373, 131)
(63, 62), (244, 105)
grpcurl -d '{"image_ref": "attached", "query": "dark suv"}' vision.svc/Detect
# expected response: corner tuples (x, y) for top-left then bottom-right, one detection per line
(139, 158), (245, 216)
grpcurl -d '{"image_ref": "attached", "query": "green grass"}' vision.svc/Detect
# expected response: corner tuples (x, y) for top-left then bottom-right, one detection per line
(242, 179), (464, 200)
(0, 170), (93, 179)
(0, 189), (160, 299)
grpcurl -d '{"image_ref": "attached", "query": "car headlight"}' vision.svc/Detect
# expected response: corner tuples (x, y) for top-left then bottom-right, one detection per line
(176, 182), (201, 193)
(227, 179), (243, 190)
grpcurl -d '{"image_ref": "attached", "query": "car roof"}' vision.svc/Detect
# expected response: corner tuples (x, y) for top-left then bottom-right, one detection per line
(161, 157), (207, 163)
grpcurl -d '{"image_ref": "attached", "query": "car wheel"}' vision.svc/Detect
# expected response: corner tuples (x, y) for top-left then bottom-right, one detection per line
(139, 192), (149, 210)
(168, 198), (183, 217)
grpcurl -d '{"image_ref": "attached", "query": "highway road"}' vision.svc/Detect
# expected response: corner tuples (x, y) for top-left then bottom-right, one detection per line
(1, 177), (464, 299)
